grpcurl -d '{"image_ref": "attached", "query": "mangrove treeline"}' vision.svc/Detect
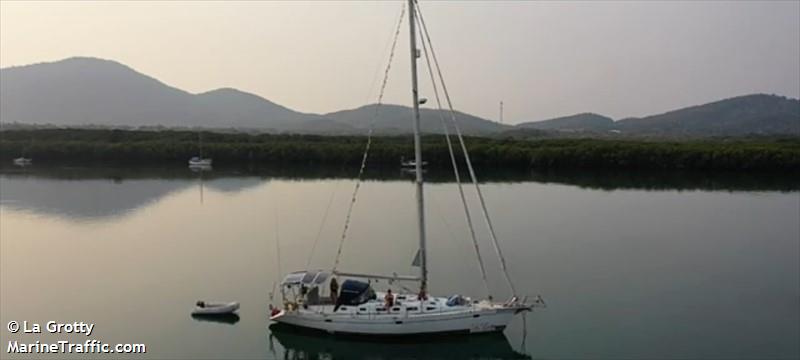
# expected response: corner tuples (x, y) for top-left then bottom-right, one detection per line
(2, 165), (798, 192)
(1, 129), (798, 171)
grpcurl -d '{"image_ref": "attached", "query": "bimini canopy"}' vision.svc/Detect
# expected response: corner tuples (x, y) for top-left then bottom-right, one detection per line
(281, 270), (330, 286)
(337, 279), (373, 306)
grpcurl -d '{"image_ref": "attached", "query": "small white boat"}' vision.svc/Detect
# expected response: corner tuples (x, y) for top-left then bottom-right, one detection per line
(189, 131), (212, 167)
(192, 301), (239, 315)
(13, 157), (32, 166)
(188, 156), (213, 166)
(400, 156), (427, 168)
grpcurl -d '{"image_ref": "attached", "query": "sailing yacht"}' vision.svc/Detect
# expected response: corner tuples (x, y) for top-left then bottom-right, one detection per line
(400, 156), (428, 168)
(270, 269), (533, 335)
(12, 157), (32, 166)
(188, 132), (212, 167)
(270, 0), (542, 336)
(13, 138), (33, 166)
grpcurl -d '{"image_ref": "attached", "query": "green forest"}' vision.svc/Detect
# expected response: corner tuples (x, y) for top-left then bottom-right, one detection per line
(1, 129), (798, 171)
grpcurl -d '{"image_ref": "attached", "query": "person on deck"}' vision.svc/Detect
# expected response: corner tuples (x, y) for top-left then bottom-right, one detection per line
(418, 288), (428, 301)
(329, 277), (339, 304)
(385, 289), (395, 308)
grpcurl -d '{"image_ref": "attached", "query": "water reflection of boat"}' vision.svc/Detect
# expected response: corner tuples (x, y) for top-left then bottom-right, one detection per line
(400, 167), (427, 176)
(188, 163), (213, 172)
(191, 313), (240, 325)
(268, 323), (530, 360)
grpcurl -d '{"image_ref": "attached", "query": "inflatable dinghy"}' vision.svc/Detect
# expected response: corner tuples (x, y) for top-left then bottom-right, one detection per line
(192, 301), (239, 315)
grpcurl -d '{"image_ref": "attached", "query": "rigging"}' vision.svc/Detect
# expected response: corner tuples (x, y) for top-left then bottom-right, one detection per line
(415, 10), (491, 298)
(415, 2), (518, 297)
(332, 3), (407, 272)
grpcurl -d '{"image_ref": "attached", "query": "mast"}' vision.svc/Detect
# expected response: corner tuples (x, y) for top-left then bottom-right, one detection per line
(408, 0), (428, 292)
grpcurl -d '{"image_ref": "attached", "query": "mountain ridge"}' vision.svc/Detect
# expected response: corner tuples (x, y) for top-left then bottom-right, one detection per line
(517, 113), (614, 131)
(1, 57), (797, 137)
(615, 94), (799, 136)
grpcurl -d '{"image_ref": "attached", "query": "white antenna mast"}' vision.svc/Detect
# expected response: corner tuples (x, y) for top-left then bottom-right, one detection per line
(500, 101), (504, 124)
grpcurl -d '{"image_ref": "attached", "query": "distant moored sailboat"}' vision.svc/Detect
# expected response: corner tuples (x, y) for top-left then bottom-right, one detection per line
(13, 137), (33, 166)
(188, 132), (212, 167)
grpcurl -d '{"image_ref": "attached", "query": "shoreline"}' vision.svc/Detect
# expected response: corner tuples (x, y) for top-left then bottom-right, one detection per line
(2, 163), (797, 192)
(1, 128), (798, 172)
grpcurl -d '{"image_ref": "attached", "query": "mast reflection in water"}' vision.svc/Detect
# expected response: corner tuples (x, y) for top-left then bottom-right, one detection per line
(268, 324), (530, 360)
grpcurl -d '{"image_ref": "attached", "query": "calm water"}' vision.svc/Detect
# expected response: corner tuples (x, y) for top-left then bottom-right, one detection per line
(1, 166), (798, 360)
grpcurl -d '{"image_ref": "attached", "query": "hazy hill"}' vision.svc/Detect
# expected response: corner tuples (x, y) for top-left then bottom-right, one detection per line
(517, 113), (613, 132)
(0, 57), (314, 130)
(320, 104), (509, 135)
(1, 57), (195, 127)
(194, 87), (317, 130)
(0, 57), (503, 134)
(512, 94), (798, 137)
(615, 94), (799, 136)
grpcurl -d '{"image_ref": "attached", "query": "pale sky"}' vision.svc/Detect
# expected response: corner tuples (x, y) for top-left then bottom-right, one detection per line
(1, 1), (798, 124)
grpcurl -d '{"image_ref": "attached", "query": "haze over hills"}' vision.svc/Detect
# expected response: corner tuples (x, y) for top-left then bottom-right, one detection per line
(319, 104), (509, 134)
(0, 57), (505, 135)
(1, 57), (797, 137)
(518, 113), (614, 132)
(615, 94), (799, 136)
(0, 57), (318, 131)
(514, 95), (799, 137)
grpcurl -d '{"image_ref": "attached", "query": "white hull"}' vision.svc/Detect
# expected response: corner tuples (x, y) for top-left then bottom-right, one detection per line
(272, 310), (514, 336)
(400, 161), (427, 168)
(270, 297), (525, 336)
(188, 158), (213, 166)
(13, 158), (32, 166)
